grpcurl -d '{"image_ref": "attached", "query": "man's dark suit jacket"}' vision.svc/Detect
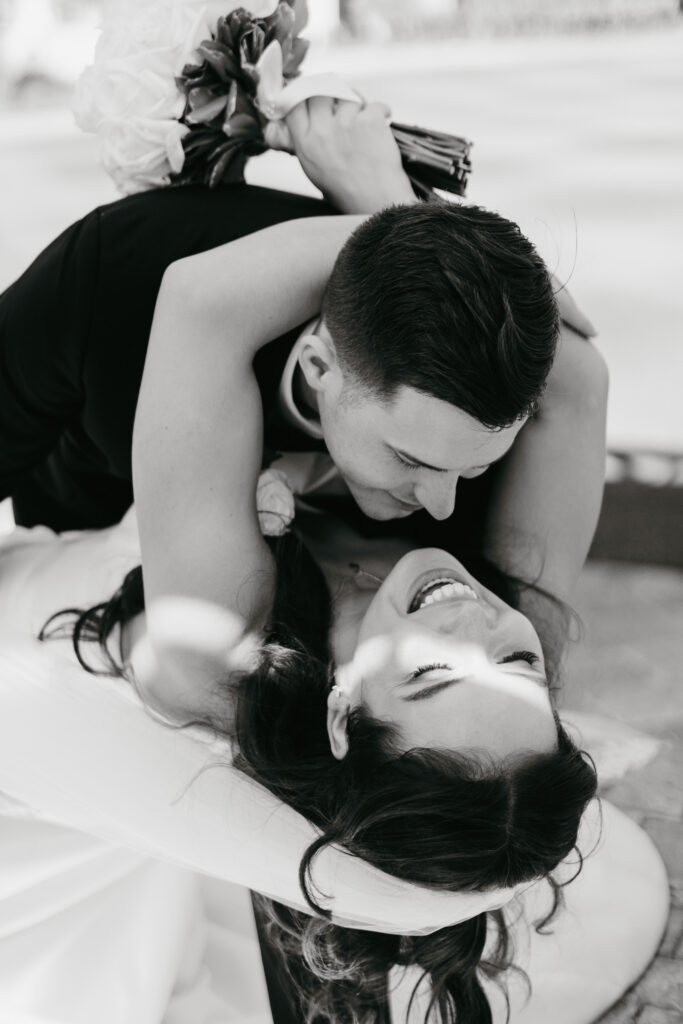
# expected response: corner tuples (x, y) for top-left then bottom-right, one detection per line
(0, 182), (494, 555)
(0, 184), (340, 531)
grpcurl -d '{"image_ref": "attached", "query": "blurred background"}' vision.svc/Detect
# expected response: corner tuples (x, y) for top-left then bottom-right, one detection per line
(1, 4), (682, 1017)
(1, 0), (681, 462)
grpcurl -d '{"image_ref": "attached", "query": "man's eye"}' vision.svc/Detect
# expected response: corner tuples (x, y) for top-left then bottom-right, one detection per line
(498, 651), (540, 667)
(411, 662), (451, 678)
(392, 451), (420, 469)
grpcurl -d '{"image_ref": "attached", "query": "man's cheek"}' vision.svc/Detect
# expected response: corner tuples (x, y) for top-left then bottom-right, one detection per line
(336, 456), (380, 490)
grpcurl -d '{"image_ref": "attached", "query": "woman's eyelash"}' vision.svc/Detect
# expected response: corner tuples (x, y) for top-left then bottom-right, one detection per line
(413, 655), (538, 680)
(498, 651), (540, 667)
(411, 663), (451, 679)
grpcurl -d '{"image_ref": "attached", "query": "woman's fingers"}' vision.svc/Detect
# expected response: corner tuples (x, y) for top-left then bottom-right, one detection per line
(306, 94), (338, 125)
(358, 100), (392, 122)
(263, 118), (294, 152)
(265, 98), (311, 152)
(284, 97), (311, 138)
(277, 91), (413, 212)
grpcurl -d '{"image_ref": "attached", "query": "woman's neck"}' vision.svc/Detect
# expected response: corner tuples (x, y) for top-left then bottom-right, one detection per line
(294, 510), (412, 666)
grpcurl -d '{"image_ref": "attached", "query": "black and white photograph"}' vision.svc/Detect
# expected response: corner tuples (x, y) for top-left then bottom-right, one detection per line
(0, 1), (681, 1021)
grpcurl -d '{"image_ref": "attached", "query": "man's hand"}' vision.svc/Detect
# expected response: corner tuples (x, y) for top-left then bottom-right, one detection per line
(265, 96), (416, 213)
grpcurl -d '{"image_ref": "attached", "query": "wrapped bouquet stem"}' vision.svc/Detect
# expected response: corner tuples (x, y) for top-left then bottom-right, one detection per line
(74, 0), (472, 199)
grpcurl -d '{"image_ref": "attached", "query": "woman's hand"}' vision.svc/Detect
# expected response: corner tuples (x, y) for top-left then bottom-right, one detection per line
(129, 597), (260, 722)
(265, 96), (416, 214)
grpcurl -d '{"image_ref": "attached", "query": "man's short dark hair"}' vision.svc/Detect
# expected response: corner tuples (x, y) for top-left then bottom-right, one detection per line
(322, 202), (559, 429)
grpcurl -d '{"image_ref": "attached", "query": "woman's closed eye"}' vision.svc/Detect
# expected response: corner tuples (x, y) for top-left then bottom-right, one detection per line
(403, 664), (464, 702)
(410, 662), (451, 679)
(402, 653), (543, 702)
(410, 653), (539, 679)
(498, 651), (540, 668)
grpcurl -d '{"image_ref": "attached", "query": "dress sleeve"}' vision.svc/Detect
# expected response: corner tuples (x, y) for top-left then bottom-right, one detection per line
(0, 634), (519, 936)
(0, 514), (520, 936)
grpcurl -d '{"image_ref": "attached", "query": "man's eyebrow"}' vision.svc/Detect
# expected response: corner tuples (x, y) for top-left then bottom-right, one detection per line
(392, 447), (511, 475)
(392, 447), (450, 473)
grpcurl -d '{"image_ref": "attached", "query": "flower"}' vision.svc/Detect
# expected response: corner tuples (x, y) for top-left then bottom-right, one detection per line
(74, 1), (308, 192)
(173, 1), (308, 187)
(74, 1), (279, 192)
(256, 468), (295, 536)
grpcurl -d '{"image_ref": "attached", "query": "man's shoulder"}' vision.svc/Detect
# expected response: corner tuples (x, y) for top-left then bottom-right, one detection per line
(95, 184), (335, 253)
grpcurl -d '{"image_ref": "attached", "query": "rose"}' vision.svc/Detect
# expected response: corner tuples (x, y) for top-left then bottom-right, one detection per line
(74, 1), (280, 192)
(97, 111), (190, 195)
(73, 2), (206, 192)
(73, 1), (307, 193)
(256, 468), (295, 537)
(75, 49), (191, 192)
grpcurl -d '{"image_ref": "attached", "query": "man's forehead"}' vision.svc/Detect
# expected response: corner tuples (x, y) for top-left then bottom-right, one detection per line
(378, 386), (524, 467)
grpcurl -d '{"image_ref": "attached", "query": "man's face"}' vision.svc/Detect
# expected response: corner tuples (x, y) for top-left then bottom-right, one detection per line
(303, 331), (526, 522)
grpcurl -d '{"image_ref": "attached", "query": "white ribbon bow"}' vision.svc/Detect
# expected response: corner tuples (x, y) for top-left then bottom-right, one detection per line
(255, 39), (361, 121)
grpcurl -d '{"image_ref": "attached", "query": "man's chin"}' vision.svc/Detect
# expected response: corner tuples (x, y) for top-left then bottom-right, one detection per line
(352, 493), (417, 521)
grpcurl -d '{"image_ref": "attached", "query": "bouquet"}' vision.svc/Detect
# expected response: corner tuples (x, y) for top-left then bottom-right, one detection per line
(74, 0), (472, 198)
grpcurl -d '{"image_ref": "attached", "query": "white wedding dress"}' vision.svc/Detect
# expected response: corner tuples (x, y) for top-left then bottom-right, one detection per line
(0, 511), (670, 1024)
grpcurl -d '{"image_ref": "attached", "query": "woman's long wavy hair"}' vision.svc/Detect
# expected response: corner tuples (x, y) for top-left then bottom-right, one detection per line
(41, 531), (598, 1024)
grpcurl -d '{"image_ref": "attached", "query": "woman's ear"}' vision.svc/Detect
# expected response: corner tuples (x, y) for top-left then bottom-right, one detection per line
(326, 686), (351, 760)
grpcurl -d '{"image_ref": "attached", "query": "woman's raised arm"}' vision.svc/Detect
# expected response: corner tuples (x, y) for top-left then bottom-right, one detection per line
(0, 633), (514, 935)
(131, 215), (365, 711)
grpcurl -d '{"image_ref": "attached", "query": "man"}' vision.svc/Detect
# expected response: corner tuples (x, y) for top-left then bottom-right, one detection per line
(0, 101), (606, 676)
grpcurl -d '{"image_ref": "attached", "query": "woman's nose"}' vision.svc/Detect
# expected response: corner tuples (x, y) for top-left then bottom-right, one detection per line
(414, 473), (459, 521)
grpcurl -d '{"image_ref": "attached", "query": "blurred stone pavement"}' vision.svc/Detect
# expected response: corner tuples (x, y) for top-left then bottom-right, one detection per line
(564, 558), (683, 1023)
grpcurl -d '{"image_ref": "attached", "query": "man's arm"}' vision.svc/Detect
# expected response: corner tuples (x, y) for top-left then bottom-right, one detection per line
(481, 325), (609, 679)
(131, 215), (366, 712)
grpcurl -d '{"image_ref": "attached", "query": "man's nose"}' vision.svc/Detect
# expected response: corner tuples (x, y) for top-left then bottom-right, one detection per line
(415, 473), (459, 521)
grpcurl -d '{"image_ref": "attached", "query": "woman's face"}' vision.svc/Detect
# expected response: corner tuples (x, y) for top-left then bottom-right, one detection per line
(328, 549), (556, 760)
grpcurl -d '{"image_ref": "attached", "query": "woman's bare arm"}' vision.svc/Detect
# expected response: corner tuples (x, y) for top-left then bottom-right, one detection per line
(131, 215), (365, 712)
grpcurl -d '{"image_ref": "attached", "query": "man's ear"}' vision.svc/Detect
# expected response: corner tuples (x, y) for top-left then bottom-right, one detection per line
(326, 687), (351, 760)
(298, 330), (339, 396)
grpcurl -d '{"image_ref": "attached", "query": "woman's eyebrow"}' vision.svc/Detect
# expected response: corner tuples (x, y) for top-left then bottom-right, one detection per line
(401, 678), (464, 702)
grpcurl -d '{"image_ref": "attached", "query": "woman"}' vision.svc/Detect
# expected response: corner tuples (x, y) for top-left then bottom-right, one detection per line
(0, 492), (601, 1022)
(0, 503), (669, 1024)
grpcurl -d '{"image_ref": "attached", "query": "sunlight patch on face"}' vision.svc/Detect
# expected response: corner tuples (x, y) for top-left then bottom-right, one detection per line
(337, 633), (393, 697)
(348, 629), (548, 710)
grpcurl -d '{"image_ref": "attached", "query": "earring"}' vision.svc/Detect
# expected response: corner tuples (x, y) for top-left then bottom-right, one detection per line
(348, 562), (384, 585)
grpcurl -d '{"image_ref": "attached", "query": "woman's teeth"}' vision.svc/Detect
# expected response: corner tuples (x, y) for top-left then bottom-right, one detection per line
(411, 577), (478, 612)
